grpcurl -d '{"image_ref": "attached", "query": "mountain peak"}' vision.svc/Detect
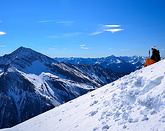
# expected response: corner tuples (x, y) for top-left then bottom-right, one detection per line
(13, 46), (51, 59)
(17, 46), (27, 50)
(17, 46), (29, 50)
(0, 46), (57, 68)
(13, 46), (36, 54)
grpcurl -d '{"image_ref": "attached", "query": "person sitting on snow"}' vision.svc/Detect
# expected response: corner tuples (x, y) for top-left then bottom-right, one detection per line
(144, 46), (160, 67)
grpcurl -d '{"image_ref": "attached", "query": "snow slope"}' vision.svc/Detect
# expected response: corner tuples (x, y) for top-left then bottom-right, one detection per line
(3, 59), (165, 131)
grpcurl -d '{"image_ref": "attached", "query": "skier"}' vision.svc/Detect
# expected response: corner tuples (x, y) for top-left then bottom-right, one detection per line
(144, 46), (160, 66)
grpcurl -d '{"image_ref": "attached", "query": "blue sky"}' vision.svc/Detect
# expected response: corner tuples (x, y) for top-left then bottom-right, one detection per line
(0, 0), (165, 58)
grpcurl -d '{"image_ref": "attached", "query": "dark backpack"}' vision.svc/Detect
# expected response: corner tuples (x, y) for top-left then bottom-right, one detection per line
(151, 49), (160, 62)
(157, 50), (160, 61)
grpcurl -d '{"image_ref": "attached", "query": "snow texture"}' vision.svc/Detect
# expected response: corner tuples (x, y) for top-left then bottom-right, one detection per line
(2, 59), (165, 131)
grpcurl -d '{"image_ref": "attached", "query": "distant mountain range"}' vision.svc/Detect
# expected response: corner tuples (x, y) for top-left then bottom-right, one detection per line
(54, 55), (147, 73)
(0, 47), (123, 129)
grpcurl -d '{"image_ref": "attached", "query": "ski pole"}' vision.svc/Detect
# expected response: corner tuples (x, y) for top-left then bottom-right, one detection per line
(149, 50), (150, 58)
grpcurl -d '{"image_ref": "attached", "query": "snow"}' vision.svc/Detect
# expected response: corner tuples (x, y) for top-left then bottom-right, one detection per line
(0, 68), (3, 77)
(20, 71), (92, 107)
(16, 60), (52, 75)
(2, 59), (165, 131)
(116, 59), (121, 64)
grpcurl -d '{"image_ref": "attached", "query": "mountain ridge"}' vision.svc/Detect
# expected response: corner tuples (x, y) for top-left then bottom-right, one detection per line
(5, 59), (165, 131)
(54, 55), (147, 73)
(0, 47), (123, 129)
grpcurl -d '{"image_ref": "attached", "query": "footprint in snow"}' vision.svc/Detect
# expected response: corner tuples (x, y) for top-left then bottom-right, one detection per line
(141, 115), (149, 121)
(93, 127), (99, 131)
(141, 76), (164, 94)
(133, 77), (143, 87)
(128, 117), (138, 123)
(90, 100), (98, 106)
(59, 119), (62, 121)
(102, 125), (111, 130)
(104, 89), (110, 94)
(159, 115), (165, 122)
(123, 125), (127, 129)
(103, 100), (111, 107)
(89, 110), (98, 117)
(100, 110), (113, 120)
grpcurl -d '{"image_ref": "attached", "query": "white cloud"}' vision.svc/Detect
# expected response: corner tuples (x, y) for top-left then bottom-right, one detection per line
(90, 24), (124, 35)
(105, 29), (124, 33)
(0, 21), (2, 22)
(0, 31), (6, 35)
(80, 45), (88, 49)
(161, 49), (165, 51)
(81, 47), (89, 49)
(104, 25), (120, 28)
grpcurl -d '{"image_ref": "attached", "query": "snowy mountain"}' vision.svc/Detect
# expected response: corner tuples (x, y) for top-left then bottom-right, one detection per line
(4, 59), (165, 131)
(0, 47), (123, 129)
(54, 55), (147, 73)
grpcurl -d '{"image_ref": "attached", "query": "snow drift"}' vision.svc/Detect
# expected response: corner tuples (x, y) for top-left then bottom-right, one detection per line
(3, 59), (165, 131)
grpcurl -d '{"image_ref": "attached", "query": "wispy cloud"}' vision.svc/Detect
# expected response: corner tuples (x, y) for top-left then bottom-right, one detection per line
(63, 32), (82, 37)
(161, 49), (165, 51)
(120, 49), (129, 51)
(90, 31), (103, 36)
(49, 45), (58, 50)
(104, 29), (124, 33)
(0, 45), (6, 47)
(56, 21), (74, 26)
(37, 20), (74, 26)
(108, 48), (112, 50)
(49, 48), (56, 50)
(104, 25), (120, 28)
(37, 20), (57, 23)
(91, 24), (124, 35)
(0, 21), (2, 22)
(49, 32), (82, 38)
(81, 47), (89, 49)
(0, 31), (6, 35)
(80, 45), (88, 49)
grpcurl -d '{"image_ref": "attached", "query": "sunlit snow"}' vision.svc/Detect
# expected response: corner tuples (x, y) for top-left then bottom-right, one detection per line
(3, 59), (165, 131)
